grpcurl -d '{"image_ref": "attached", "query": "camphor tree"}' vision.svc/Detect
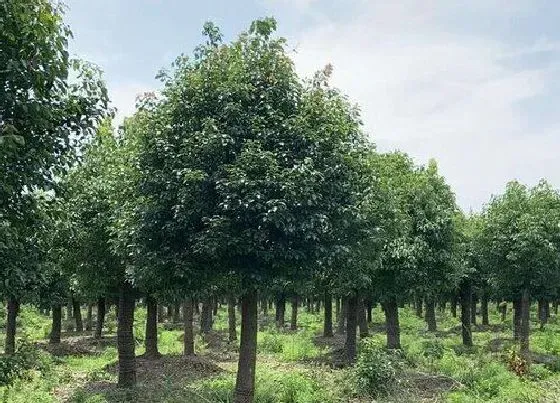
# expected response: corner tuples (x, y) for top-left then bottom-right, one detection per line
(481, 180), (560, 361)
(1, 0), (108, 354)
(134, 18), (371, 402)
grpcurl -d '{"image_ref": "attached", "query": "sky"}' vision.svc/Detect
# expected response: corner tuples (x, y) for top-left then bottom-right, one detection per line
(64, 0), (560, 211)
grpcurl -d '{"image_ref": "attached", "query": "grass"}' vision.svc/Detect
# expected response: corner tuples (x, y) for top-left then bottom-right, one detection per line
(2, 302), (560, 402)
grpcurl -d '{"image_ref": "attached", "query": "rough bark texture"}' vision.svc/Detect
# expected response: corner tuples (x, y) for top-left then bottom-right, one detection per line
(425, 298), (437, 332)
(183, 298), (195, 356)
(323, 291), (333, 337)
(384, 297), (401, 349)
(234, 290), (258, 403)
(275, 294), (286, 328)
(228, 295), (237, 342)
(481, 293), (489, 326)
(337, 298), (347, 334)
(366, 299), (373, 323)
(201, 297), (213, 334)
(345, 295), (358, 362)
(144, 295), (160, 358)
(357, 297), (369, 337)
(5, 298), (19, 354)
(513, 297), (521, 341)
(95, 297), (106, 340)
(290, 296), (298, 331)
(519, 288), (531, 362)
(86, 304), (93, 331)
(117, 283), (136, 388)
(72, 297), (83, 332)
(460, 279), (472, 347)
(50, 305), (62, 344)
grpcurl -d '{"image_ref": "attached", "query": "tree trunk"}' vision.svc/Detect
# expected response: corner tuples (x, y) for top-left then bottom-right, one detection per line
(344, 295), (358, 362)
(545, 299), (550, 320)
(481, 293), (489, 326)
(415, 296), (423, 318)
(5, 298), (19, 354)
(117, 283), (136, 388)
(519, 288), (530, 362)
(172, 303), (181, 323)
(323, 291), (333, 337)
(72, 297), (83, 332)
(213, 298), (218, 316)
(450, 294), (457, 318)
(86, 303), (93, 331)
(358, 297), (369, 337)
(337, 298), (347, 334)
(234, 290), (258, 403)
(366, 299), (373, 323)
(513, 297), (521, 341)
(228, 295), (237, 342)
(157, 304), (165, 323)
(538, 298), (548, 329)
(335, 298), (340, 322)
(290, 296), (298, 331)
(50, 305), (62, 344)
(384, 296), (401, 349)
(261, 299), (268, 316)
(201, 297), (213, 334)
(460, 279), (472, 347)
(144, 295), (160, 358)
(315, 299), (321, 313)
(554, 300), (559, 316)
(425, 298), (437, 332)
(500, 303), (507, 322)
(275, 294), (285, 328)
(95, 297), (106, 340)
(183, 298), (195, 356)
(471, 292), (477, 326)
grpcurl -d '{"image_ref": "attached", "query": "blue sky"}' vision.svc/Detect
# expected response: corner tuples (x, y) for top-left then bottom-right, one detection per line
(65, 0), (560, 211)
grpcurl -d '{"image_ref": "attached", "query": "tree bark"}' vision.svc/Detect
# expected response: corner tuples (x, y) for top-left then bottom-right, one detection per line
(86, 303), (93, 331)
(290, 296), (298, 331)
(172, 303), (181, 323)
(261, 298), (268, 316)
(275, 294), (286, 328)
(460, 279), (472, 347)
(183, 298), (195, 355)
(157, 304), (165, 323)
(144, 295), (160, 358)
(470, 291), (477, 326)
(5, 298), (19, 354)
(344, 295), (358, 362)
(95, 297), (106, 340)
(335, 298), (340, 322)
(117, 283), (136, 388)
(201, 297), (213, 334)
(72, 297), (83, 332)
(519, 288), (530, 362)
(323, 291), (333, 337)
(513, 297), (521, 341)
(337, 298), (347, 334)
(50, 305), (62, 344)
(425, 298), (437, 332)
(357, 297), (369, 337)
(415, 296), (423, 318)
(500, 303), (507, 322)
(384, 296), (401, 349)
(365, 299), (373, 323)
(481, 293), (489, 326)
(234, 290), (258, 403)
(538, 298), (547, 329)
(450, 295), (457, 318)
(554, 300), (559, 316)
(228, 295), (237, 342)
(213, 298), (218, 316)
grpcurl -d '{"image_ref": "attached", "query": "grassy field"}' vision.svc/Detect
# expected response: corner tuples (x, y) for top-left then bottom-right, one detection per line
(2, 303), (560, 402)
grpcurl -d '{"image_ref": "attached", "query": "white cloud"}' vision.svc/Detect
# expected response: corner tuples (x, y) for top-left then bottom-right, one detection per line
(275, 1), (560, 210)
(108, 82), (152, 127)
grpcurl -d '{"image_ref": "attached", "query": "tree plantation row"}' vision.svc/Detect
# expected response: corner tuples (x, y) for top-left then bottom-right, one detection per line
(2, 2), (560, 403)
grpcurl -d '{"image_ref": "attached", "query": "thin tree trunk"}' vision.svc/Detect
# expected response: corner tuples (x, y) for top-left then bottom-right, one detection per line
(538, 298), (548, 329)
(213, 298), (218, 316)
(358, 297), (368, 337)
(323, 291), (333, 337)
(50, 305), (62, 344)
(5, 298), (19, 354)
(460, 279), (472, 347)
(344, 295), (358, 362)
(183, 298), (195, 355)
(72, 297), (83, 332)
(86, 303), (93, 331)
(290, 296), (298, 331)
(425, 298), (436, 332)
(513, 297), (521, 341)
(337, 298), (347, 334)
(366, 299), (373, 323)
(520, 288), (530, 362)
(157, 304), (165, 323)
(415, 296), (423, 318)
(201, 297), (213, 334)
(275, 294), (285, 328)
(234, 290), (258, 403)
(261, 298), (268, 316)
(450, 294), (457, 318)
(228, 295), (237, 342)
(384, 296), (401, 349)
(554, 300), (558, 316)
(173, 303), (181, 323)
(144, 295), (160, 358)
(117, 283), (136, 388)
(471, 292), (477, 326)
(335, 298), (340, 322)
(500, 302), (507, 322)
(95, 297), (106, 340)
(481, 293), (489, 326)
